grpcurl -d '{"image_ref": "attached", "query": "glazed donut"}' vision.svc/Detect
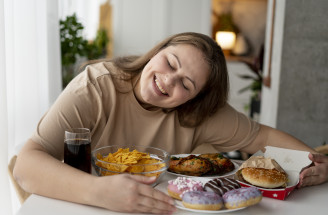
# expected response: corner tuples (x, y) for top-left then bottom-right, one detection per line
(182, 191), (223, 211)
(167, 177), (203, 200)
(241, 167), (288, 188)
(223, 187), (262, 209)
(204, 178), (241, 196)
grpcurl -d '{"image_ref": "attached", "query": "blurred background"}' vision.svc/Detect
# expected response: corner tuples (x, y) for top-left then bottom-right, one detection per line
(1, 0), (327, 214)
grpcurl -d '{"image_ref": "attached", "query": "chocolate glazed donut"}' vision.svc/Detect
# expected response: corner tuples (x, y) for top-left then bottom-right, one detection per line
(204, 178), (241, 196)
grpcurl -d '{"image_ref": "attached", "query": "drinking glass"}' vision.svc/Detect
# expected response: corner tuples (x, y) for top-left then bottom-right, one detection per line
(64, 128), (91, 173)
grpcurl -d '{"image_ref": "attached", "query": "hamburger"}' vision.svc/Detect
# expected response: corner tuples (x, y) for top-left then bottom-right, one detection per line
(237, 156), (288, 189)
(241, 167), (288, 188)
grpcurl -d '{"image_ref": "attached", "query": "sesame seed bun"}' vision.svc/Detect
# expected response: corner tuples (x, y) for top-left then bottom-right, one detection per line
(241, 167), (288, 188)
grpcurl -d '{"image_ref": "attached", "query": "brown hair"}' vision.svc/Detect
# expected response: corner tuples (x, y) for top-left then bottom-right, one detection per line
(86, 32), (229, 127)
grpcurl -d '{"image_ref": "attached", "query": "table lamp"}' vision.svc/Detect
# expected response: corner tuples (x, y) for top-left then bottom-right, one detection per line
(215, 31), (236, 55)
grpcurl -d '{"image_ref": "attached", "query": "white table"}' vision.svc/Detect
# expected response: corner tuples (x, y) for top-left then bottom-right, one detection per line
(16, 171), (328, 215)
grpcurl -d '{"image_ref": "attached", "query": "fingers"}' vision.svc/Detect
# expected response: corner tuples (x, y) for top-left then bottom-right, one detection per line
(299, 161), (328, 188)
(134, 205), (174, 214)
(128, 174), (175, 205)
(123, 174), (176, 214)
(299, 167), (318, 187)
(301, 166), (317, 178)
(140, 182), (176, 213)
(137, 181), (176, 206)
(128, 174), (157, 185)
(309, 153), (328, 163)
(299, 174), (323, 187)
(139, 183), (175, 204)
(136, 195), (176, 214)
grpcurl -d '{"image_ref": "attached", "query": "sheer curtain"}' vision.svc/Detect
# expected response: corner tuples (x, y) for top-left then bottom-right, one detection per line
(0, 0), (12, 214)
(0, 0), (62, 214)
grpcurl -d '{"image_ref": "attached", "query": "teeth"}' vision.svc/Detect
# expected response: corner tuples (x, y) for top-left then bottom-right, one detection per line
(155, 78), (168, 95)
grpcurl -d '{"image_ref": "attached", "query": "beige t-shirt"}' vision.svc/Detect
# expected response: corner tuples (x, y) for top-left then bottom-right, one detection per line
(31, 62), (260, 160)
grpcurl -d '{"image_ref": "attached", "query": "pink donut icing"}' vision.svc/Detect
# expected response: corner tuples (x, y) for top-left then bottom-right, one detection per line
(168, 177), (203, 198)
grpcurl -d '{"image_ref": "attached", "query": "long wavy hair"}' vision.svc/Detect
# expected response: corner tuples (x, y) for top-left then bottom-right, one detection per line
(85, 32), (229, 127)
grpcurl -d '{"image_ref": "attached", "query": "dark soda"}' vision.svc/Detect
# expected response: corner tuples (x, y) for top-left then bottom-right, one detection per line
(64, 139), (91, 173)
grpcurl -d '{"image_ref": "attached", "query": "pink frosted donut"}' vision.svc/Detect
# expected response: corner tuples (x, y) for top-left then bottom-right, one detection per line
(167, 177), (203, 200)
(223, 187), (262, 209)
(182, 191), (223, 211)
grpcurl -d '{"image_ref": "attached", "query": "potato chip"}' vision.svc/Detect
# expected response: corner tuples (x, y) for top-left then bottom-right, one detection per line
(127, 165), (145, 173)
(96, 148), (164, 174)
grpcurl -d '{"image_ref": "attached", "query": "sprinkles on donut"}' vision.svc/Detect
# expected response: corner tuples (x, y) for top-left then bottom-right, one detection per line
(167, 177), (203, 200)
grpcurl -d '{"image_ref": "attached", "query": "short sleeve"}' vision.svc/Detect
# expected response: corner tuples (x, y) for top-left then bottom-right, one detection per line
(30, 69), (102, 160)
(194, 104), (260, 152)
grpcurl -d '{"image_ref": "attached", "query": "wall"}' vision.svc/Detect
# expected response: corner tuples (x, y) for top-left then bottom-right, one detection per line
(227, 62), (256, 116)
(97, 0), (328, 148)
(212, 0), (268, 57)
(111, 0), (211, 56)
(260, 0), (284, 128)
(260, 0), (328, 148)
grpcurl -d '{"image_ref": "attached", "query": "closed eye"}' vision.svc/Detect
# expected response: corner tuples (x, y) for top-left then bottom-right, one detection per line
(169, 52), (196, 91)
(181, 80), (189, 90)
(167, 59), (175, 70)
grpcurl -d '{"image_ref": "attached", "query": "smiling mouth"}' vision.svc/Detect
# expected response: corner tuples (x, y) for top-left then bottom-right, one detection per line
(154, 76), (168, 95)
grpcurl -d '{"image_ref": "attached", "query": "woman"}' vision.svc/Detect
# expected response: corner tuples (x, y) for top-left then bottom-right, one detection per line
(14, 32), (327, 214)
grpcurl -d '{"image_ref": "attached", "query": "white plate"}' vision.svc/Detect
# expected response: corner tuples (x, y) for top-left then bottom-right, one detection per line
(167, 154), (240, 179)
(155, 177), (246, 213)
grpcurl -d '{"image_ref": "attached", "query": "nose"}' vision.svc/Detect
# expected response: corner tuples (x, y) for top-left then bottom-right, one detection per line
(163, 73), (177, 87)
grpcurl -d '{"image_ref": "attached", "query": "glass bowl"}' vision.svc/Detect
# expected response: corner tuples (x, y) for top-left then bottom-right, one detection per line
(92, 145), (169, 182)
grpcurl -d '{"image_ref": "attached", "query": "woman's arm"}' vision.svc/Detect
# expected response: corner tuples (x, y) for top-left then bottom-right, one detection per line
(240, 125), (328, 187)
(14, 140), (176, 214)
(241, 125), (316, 154)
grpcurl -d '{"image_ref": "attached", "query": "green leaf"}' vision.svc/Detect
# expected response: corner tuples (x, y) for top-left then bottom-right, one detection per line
(59, 13), (109, 88)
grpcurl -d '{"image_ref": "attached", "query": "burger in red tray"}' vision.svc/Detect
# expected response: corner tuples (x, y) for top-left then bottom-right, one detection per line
(235, 146), (312, 200)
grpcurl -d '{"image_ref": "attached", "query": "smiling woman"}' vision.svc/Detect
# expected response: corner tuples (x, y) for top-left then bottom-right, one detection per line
(13, 31), (328, 215)
(13, 32), (230, 214)
(136, 45), (210, 110)
(110, 32), (228, 127)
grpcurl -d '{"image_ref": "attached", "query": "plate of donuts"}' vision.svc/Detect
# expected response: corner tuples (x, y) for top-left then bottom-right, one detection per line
(156, 177), (262, 213)
(167, 153), (240, 179)
(174, 200), (246, 213)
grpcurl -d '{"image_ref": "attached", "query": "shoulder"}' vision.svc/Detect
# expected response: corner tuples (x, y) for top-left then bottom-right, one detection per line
(205, 104), (258, 129)
(66, 61), (128, 95)
(197, 104), (248, 136)
(195, 104), (260, 151)
(208, 104), (238, 123)
(72, 61), (118, 85)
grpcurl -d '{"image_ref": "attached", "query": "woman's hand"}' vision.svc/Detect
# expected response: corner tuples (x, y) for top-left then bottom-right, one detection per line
(298, 153), (328, 188)
(91, 174), (176, 214)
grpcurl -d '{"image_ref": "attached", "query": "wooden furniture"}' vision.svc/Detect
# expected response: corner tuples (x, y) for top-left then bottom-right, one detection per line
(8, 155), (31, 204)
(315, 145), (328, 154)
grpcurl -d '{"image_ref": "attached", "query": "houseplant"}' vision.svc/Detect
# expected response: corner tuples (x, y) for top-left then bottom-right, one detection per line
(238, 45), (264, 119)
(60, 13), (88, 88)
(60, 13), (109, 88)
